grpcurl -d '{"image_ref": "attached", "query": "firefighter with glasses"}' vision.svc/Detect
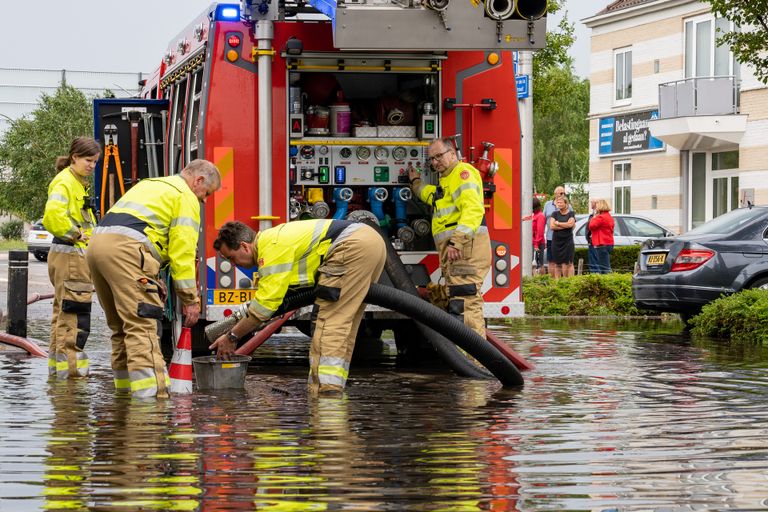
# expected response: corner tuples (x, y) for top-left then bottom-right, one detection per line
(408, 138), (491, 338)
(44, 137), (101, 379)
(86, 159), (221, 398)
(210, 219), (386, 394)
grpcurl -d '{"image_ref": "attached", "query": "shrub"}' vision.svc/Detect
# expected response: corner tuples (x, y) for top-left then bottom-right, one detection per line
(522, 273), (655, 316)
(0, 219), (24, 240)
(574, 245), (640, 274)
(690, 289), (768, 344)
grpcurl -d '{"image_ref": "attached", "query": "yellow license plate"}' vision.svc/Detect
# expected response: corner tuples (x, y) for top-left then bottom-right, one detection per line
(36, 234), (48, 239)
(647, 253), (666, 265)
(213, 289), (256, 305)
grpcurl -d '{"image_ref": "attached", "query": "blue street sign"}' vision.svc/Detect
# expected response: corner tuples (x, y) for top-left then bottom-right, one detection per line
(516, 75), (529, 99)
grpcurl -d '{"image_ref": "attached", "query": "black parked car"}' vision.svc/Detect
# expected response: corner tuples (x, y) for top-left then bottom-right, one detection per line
(633, 205), (768, 321)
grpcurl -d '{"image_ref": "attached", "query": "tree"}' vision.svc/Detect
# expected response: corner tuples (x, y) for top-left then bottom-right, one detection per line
(0, 85), (93, 221)
(529, 6), (590, 212)
(704, 0), (768, 84)
(533, 66), (590, 209)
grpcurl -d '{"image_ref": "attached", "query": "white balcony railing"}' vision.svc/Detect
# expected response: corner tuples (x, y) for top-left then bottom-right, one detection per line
(658, 76), (740, 118)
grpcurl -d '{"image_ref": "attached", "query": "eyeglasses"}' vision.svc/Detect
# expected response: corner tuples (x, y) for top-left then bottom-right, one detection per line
(427, 149), (452, 163)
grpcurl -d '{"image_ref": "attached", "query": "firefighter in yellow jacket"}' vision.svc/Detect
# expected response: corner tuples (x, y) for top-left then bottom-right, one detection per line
(408, 138), (491, 338)
(86, 159), (221, 398)
(43, 137), (101, 379)
(209, 219), (386, 393)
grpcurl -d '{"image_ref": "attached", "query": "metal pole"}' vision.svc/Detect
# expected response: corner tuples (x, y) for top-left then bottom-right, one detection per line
(7, 250), (28, 337)
(255, 20), (274, 232)
(519, 51), (533, 277)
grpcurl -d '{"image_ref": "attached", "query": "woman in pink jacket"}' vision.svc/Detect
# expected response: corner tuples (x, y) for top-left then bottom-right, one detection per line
(588, 199), (615, 273)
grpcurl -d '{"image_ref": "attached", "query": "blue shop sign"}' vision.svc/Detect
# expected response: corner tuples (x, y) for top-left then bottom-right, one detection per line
(599, 110), (664, 155)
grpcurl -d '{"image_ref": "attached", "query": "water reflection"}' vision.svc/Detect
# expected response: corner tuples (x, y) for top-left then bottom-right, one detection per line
(2, 319), (768, 510)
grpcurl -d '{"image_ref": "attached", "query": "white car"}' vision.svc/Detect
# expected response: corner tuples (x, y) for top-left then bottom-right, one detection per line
(573, 214), (674, 248)
(26, 219), (53, 262)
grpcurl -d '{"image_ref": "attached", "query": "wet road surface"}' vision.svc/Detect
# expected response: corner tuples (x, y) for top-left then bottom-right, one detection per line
(2, 256), (768, 510)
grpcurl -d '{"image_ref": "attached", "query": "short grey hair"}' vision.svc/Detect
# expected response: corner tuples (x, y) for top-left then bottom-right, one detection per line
(182, 159), (221, 189)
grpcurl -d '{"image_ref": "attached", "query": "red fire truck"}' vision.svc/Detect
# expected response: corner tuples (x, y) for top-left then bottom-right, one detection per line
(93, 0), (547, 350)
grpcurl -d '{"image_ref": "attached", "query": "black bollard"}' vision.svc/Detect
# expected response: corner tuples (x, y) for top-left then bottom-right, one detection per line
(7, 250), (29, 338)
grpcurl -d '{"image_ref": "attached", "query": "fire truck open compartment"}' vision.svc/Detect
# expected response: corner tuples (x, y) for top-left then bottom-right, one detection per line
(286, 60), (441, 254)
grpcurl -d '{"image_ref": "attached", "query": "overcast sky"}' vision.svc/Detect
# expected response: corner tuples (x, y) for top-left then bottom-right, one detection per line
(0, 0), (609, 77)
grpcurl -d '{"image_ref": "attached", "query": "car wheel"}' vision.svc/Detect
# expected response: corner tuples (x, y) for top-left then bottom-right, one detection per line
(748, 277), (768, 290)
(33, 251), (48, 262)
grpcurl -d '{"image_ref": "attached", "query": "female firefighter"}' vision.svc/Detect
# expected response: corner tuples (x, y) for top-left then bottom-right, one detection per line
(43, 136), (100, 379)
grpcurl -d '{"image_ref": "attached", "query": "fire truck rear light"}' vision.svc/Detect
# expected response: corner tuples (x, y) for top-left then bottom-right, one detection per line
(670, 249), (715, 272)
(226, 49), (239, 62)
(495, 259), (507, 271)
(223, 308), (233, 317)
(495, 273), (508, 286)
(220, 275), (232, 287)
(228, 35), (241, 47)
(495, 245), (507, 257)
(216, 5), (240, 20)
(501, 306), (510, 315)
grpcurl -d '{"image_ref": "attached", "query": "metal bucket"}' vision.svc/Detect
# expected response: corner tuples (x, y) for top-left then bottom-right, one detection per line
(192, 355), (251, 390)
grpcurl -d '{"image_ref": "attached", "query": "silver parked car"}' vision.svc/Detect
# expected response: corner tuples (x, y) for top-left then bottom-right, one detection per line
(26, 219), (53, 262)
(573, 214), (674, 248)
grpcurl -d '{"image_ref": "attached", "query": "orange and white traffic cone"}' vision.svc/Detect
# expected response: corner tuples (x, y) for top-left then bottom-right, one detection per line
(169, 327), (193, 394)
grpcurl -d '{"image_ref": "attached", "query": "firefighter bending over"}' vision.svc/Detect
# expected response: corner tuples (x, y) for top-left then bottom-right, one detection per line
(210, 219), (386, 394)
(408, 138), (491, 338)
(44, 137), (101, 379)
(86, 159), (221, 398)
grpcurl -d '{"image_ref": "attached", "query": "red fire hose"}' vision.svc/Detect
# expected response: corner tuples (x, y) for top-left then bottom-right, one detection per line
(235, 310), (297, 356)
(0, 333), (47, 358)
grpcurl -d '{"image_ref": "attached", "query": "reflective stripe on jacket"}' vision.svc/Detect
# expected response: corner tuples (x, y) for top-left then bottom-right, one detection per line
(43, 167), (96, 250)
(100, 175), (200, 304)
(415, 161), (486, 250)
(247, 219), (353, 322)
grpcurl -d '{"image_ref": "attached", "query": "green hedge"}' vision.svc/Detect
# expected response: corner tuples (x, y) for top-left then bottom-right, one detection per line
(573, 245), (640, 274)
(522, 273), (654, 316)
(690, 289), (768, 343)
(0, 220), (24, 240)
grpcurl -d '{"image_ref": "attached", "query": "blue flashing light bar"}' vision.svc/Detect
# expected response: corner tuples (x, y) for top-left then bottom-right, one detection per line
(215, 4), (241, 20)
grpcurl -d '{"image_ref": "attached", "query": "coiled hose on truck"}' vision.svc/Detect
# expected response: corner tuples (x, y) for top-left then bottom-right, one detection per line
(274, 283), (524, 387)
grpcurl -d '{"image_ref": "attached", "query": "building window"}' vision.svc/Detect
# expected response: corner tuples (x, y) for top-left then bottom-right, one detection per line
(614, 48), (632, 103)
(689, 150), (740, 228)
(685, 15), (739, 78)
(613, 161), (631, 214)
(712, 150), (739, 171)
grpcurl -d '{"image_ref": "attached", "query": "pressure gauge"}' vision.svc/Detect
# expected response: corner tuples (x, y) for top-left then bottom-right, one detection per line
(392, 146), (407, 161)
(356, 146), (371, 160)
(374, 147), (389, 161)
(339, 147), (352, 159)
(318, 145), (329, 155)
(300, 145), (315, 159)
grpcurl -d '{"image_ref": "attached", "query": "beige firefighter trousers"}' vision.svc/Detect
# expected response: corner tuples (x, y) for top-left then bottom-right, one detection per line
(86, 233), (169, 398)
(47, 247), (92, 379)
(437, 231), (491, 339)
(308, 225), (386, 393)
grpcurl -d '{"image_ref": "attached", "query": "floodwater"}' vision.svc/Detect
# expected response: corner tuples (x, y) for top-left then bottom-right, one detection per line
(2, 316), (768, 511)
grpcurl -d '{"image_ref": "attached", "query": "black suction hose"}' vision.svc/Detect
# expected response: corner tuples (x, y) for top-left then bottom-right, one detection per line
(372, 222), (493, 379)
(275, 284), (524, 387)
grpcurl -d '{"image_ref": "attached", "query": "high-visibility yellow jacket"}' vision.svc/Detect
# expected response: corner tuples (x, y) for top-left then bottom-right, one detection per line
(43, 167), (96, 250)
(100, 175), (200, 304)
(246, 219), (348, 322)
(414, 161), (486, 250)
